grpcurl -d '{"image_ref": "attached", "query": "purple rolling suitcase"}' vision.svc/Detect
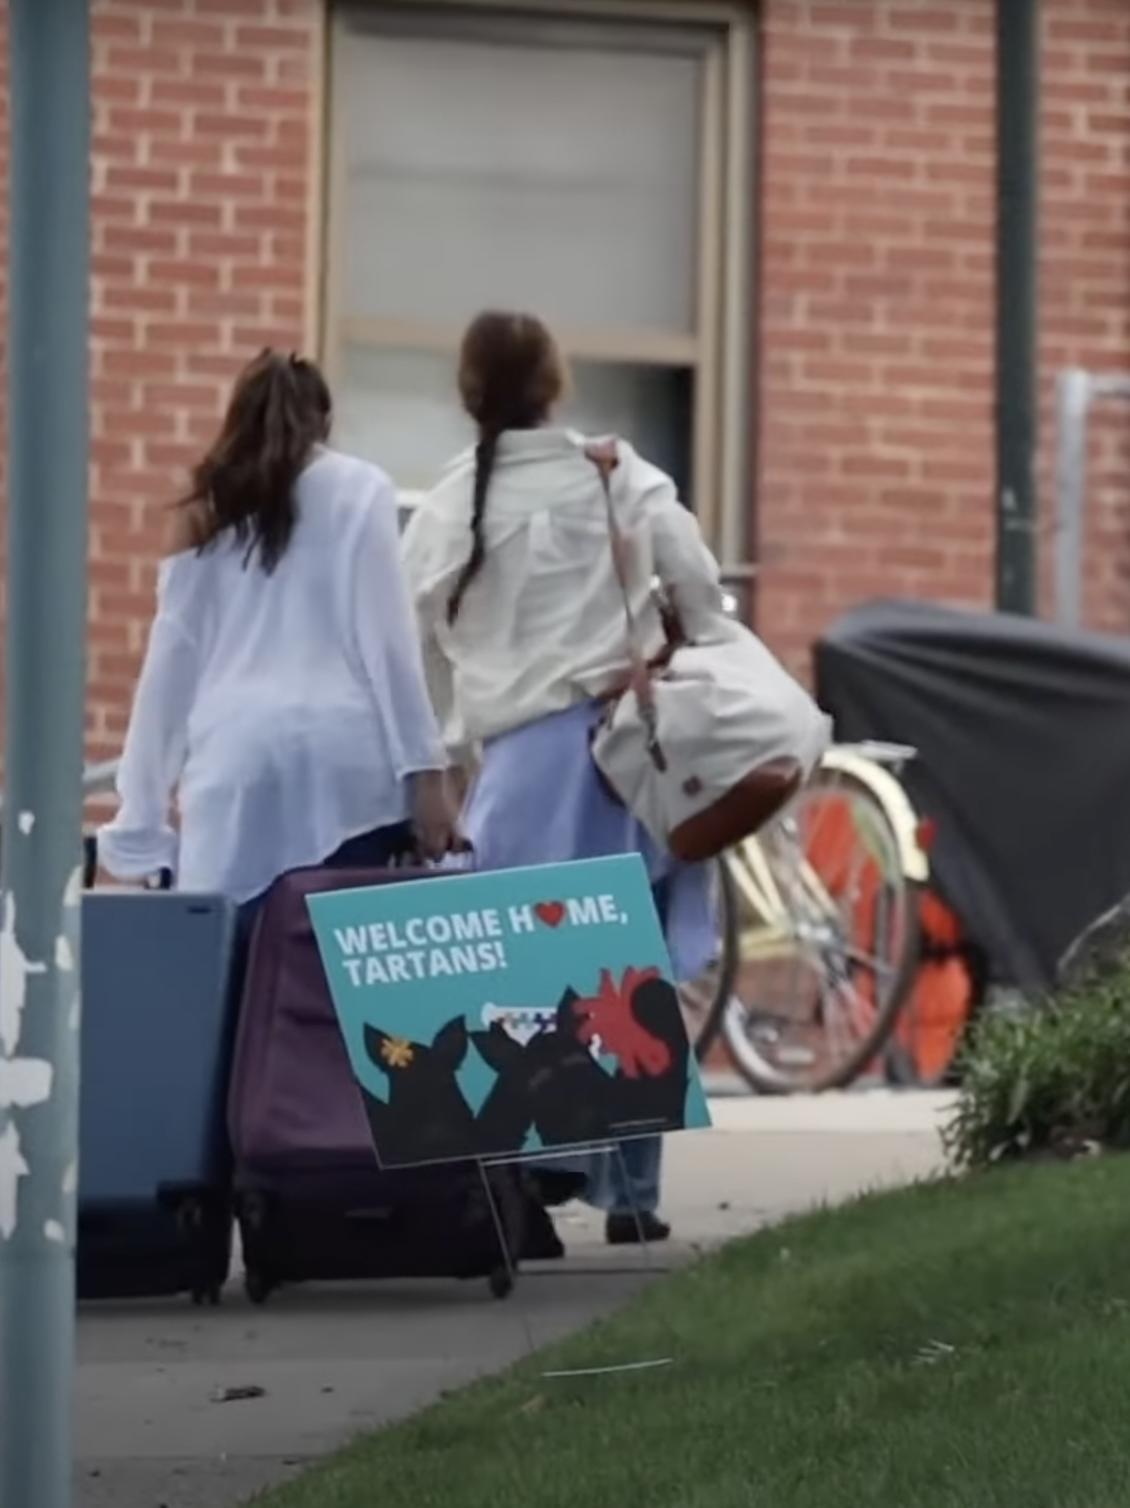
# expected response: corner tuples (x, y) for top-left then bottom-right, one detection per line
(228, 865), (528, 1304)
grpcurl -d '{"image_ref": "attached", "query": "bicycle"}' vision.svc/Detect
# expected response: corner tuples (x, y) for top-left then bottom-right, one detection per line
(678, 740), (930, 1094)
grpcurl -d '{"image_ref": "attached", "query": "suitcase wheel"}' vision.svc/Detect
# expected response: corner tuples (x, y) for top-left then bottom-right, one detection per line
(244, 1266), (276, 1306)
(176, 1197), (205, 1233)
(488, 1265), (515, 1301)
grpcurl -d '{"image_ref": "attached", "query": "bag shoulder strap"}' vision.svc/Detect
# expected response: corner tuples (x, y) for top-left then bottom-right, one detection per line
(584, 437), (655, 716)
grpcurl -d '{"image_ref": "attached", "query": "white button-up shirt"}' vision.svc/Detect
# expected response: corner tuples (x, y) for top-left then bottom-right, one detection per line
(98, 447), (445, 902)
(402, 428), (727, 758)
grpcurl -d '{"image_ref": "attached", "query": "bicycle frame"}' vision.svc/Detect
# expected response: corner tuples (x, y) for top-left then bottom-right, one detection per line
(723, 742), (929, 964)
(819, 743), (929, 885)
(725, 831), (826, 964)
(711, 573), (929, 951)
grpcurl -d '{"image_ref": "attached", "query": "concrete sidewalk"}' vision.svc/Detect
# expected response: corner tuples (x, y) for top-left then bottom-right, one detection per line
(75, 1091), (952, 1507)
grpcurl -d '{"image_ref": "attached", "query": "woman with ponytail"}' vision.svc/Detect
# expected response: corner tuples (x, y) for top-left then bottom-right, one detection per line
(99, 348), (458, 967)
(402, 312), (729, 1249)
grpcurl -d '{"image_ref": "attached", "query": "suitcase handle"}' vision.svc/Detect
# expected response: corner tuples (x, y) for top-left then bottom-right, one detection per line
(82, 833), (173, 891)
(391, 840), (474, 871)
(82, 834), (97, 890)
(345, 1205), (396, 1223)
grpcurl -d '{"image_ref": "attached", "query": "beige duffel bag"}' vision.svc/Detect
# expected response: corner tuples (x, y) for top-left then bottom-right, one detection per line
(586, 440), (831, 864)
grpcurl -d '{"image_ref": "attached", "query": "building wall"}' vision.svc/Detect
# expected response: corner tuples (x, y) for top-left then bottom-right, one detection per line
(0, 0), (1126, 765)
(757, 0), (1130, 673)
(82, 0), (318, 761)
(0, 0), (319, 770)
(1039, 0), (1130, 631)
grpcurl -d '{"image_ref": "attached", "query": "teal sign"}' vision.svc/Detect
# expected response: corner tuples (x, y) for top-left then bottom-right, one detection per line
(307, 855), (712, 1168)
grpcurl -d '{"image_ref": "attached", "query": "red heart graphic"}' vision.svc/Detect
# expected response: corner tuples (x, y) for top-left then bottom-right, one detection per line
(535, 901), (567, 929)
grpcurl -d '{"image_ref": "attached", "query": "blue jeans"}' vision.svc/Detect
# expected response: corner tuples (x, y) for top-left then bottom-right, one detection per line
(587, 1135), (663, 1217)
(533, 877), (670, 1217)
(592, 878), (669, 1215)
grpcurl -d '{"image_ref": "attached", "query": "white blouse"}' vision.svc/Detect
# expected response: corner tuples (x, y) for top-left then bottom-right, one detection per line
(401, 428), (727, 758)
(98, 447), (446, 903)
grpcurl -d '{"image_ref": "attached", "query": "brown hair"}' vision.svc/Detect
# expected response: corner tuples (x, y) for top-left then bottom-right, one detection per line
(175, 348), (332, 573)
(446, 311), (567, 625)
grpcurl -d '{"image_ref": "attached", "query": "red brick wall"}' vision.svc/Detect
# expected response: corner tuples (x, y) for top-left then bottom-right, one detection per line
(1039, 1), (1130, 632)
(0, 0), (318, 778)
(0, 0), (1127, 766)
(85, 0), (317, 762)
(756, 0), (1130, 673)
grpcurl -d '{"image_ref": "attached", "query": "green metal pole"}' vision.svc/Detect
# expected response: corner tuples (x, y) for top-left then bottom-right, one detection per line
(0, 0), (91, 1502)
(994, 0), (1040, 614)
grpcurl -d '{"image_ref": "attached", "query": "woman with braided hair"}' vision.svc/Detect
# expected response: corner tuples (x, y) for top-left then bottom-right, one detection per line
(98, 348), (458, 976)
(402, 311), (728, 1248)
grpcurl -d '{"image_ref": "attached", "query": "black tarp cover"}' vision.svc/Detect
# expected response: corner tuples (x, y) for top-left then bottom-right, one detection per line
(814, 599), (1130, 994)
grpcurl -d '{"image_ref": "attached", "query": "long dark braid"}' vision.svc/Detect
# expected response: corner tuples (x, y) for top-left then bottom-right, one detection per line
(444, 311), (566, 627)
(446, 431), (499, 626)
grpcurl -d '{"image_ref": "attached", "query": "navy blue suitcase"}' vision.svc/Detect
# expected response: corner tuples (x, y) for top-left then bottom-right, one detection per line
(77, 889), (238, 1304)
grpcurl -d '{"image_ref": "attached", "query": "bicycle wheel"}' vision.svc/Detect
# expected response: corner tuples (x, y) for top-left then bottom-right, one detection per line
(676, 855), (738, 1063)
(720, 762), (924, 1094)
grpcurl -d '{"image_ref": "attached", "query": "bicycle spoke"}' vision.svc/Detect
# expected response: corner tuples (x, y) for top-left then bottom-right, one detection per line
(718, 758), (926, 1094)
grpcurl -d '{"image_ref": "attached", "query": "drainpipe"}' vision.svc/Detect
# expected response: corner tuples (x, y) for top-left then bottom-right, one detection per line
(994, 0), (1041, 614)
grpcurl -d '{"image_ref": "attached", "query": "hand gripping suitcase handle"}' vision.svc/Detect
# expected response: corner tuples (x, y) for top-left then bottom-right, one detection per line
(393, 836), (475, 872)
(82, 833), (172, 891)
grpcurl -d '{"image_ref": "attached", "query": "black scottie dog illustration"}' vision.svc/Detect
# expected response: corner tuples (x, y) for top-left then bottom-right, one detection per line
(471, 989), (619, 1156)
(571, 967), (690, 1135)
(611, 973), (690, 1131)
(362, 1016), (479, 1166)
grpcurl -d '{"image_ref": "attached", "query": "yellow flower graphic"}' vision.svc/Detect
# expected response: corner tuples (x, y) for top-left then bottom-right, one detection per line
(379, 1037), (415, 1070)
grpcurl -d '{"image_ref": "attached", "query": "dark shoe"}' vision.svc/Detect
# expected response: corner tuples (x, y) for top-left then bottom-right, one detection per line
(527, 1168), (589, 1208)
(605, 1211), (671, 1246)
(521, 1196), (566, 1261)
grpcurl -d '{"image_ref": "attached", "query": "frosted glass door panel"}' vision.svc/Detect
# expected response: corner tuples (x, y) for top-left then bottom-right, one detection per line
(335, 345), (692, 503)
(334, 346), (474, 493)
(339, 32), (701, 335)
(562, 361), (691, 499)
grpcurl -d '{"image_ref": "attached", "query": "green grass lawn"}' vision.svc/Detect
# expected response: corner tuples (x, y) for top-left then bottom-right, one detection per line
(251, 1155), (1130, 1508)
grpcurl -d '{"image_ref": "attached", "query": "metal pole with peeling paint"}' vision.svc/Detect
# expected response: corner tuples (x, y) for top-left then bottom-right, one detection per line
(0, 0), (91, 1502)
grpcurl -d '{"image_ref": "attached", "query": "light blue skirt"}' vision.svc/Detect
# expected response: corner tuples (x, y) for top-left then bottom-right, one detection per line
(462, 701), (717, 984)
(462, 701), (716, 1213)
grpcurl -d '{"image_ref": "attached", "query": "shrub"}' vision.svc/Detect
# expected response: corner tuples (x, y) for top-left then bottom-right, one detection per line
(944, 959), (1130, 1170)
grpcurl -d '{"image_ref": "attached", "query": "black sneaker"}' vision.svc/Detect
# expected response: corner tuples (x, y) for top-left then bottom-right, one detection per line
(521, 1197), (566, 1261)
(527, 1168), (588, 1208)
(605, 1212), (671, 1246)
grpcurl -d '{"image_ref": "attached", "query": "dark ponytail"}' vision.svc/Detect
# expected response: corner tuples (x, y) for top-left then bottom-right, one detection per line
(445, 311), (567, 626)
(176, 348), (332, 574)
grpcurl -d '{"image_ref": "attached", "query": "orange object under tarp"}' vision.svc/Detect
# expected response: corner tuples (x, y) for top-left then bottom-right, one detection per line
(800, 791), (973, 1083)
(919, 888), (964, 950)
(894, 954), (973, 1083)
(894, 892), (975, 1083)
